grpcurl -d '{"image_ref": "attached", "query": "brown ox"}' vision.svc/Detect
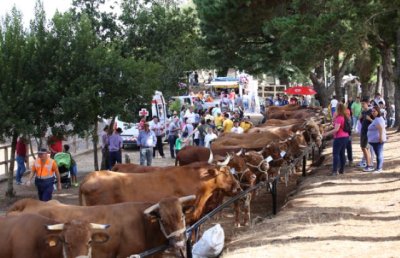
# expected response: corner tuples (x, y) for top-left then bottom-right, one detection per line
(267, 109), (320, 120)
(175, 146), (233, 165)
(266, 105), (322, 117)
(7, 196), (194, 258)
(0, 213), (109, 258)
(250, 122), (322, 148)
(79, 161), (241, 222)
(201, 152), (258, 227)
(111, 163), (164, 173)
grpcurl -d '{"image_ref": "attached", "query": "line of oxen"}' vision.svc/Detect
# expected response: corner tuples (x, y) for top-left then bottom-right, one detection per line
(1, 105), (326, 258)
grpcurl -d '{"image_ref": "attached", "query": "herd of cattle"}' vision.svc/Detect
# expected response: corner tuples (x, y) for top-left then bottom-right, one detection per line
(1, 105), (326, 258)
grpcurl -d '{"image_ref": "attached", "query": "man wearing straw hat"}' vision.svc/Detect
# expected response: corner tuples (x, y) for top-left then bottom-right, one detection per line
(26, 148), (61, 201)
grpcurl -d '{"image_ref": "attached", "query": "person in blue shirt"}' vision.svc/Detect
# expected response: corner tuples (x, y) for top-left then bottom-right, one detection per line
(137, 122), (157, 166)
(108, 127), (123, 168)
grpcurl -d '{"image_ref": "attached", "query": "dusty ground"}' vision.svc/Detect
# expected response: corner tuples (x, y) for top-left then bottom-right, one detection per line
(222, 129), (400, 258)
(0, 131), (399, 258)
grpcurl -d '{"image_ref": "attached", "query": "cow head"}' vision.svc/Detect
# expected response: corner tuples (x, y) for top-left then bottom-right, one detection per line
(243, 151), (269, 181)
(45, 221), (110, 258)
(305, 119), (323, 147)
(144, 195), (196, 252)
(209, 156), (242, 194)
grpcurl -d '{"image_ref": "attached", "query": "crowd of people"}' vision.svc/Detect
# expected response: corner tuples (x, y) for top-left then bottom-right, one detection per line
(324, 93), (389, 176)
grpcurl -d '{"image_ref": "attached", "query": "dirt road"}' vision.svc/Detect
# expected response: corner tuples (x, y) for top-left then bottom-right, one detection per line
(222, 130), (400, 258)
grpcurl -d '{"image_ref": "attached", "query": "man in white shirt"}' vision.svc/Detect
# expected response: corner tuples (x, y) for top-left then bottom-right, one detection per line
(230, 120), (244, 134)
(149, 116), (165, 158)
(373, 92), (385, 106)
(184, 106), (196, 124)
(204, 127), (218, 148)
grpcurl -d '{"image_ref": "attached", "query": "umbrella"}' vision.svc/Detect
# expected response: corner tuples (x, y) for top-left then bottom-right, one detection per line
(284, 86), (316, 95)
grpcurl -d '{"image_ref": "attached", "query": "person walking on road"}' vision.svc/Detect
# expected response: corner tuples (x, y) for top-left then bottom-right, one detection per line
(15, 136), (28, 185)
(168, 117), (180, 159)
(149, 116), (165, 158)
(323, 103), (350, 176)
(100, 125), (110, 170)
(367, 106), (387, 173)
(108, 127), (123, 168)
(359, 99), (374, 171)
(137, 122), (156, 166)
(26, 148), (61, 201)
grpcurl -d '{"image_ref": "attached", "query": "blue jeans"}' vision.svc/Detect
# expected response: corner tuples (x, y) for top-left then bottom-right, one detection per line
(369, 142), (384, 170)
(331, 107), (336, 117)
(333, 137), (349, 173)
(140, 147), (153, 166)
(109, 151), (122, 168)
(199, 138), (205, 147)
(352, 116), (358, 130)
(346, 136), (353, 163)
(35, 177), (55, 201)
(168, 135), (177, 158)
(16, 155), (26, 183)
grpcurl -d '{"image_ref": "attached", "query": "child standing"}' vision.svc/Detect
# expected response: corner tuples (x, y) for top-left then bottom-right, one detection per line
(63, 144), (78, 187)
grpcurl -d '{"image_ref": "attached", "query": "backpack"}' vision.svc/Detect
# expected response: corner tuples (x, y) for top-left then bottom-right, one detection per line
(343, 117), (352, 134)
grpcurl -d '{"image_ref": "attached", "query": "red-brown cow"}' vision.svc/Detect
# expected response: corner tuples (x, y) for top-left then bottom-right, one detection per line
(7, 196), (194, 258)
(112, 163), (164, 173)
(79, 159), (241, 223)
(0, 213), (109, 258)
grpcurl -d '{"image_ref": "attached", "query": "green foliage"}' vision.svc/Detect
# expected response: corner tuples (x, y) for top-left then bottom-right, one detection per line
(169, 99), (181, 114)
(120, 1), (207, 97)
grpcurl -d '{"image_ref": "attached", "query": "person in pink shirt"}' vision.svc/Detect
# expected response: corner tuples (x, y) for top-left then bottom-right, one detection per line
(323, 103), (350, 175)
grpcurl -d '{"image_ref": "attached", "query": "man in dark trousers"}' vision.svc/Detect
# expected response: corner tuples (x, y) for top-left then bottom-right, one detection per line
(26, 148), (61, 201)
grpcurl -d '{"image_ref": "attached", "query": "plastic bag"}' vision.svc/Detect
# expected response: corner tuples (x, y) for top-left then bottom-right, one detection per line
(192, 224), (225, 258)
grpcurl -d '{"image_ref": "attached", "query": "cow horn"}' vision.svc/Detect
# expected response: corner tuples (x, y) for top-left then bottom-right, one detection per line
(279, 139), (287, 144)
(299, 144), (307, 148)
(143, 203), (160, 215)
(90, 223), (110, 230)
(257, 146), (266, 154)
(236, 149), (243, 155)
(178, 195), (196, 204)
(46, 224), (64, 231)
(208, 150), (214, 164)
(217, 155), (231, 166)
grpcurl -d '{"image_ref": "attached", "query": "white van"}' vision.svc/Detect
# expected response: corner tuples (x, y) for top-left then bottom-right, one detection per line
(115, 117), (139, 149)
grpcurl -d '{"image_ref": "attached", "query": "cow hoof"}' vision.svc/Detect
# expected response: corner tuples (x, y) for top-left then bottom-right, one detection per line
(235, 223), (241, 228)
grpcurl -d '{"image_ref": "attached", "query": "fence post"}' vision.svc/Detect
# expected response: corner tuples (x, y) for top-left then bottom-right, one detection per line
(302, 154), (306, 177)
(186, 232), (193, 258)
(271, 178), (278, 215)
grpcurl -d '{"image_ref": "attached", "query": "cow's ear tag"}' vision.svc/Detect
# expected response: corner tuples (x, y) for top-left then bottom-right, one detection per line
(265, 156), (273, 163)
(280, 151), (286, 157)
(48, 240), (57, 247)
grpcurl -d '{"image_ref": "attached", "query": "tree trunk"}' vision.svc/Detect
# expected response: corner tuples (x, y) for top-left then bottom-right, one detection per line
(380, 44), (395, 122)
(395, 28), (400, 130)
(332, 52), (352, 102)
(310, 63), (334, 108)
(332, 53), (342, 100)
(93, 119), (99, 171)
(310, 64), (327, 107)
(5, 132), (18, 198)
